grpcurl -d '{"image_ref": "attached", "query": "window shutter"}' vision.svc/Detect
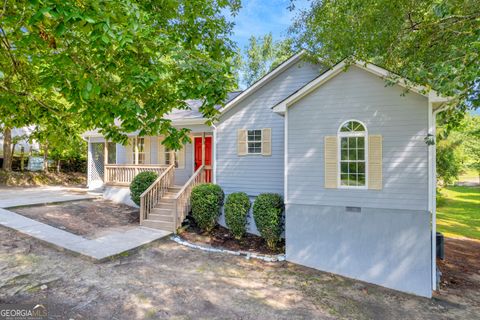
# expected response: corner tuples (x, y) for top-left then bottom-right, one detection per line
(262, 128), (272, 156)
(368, 135), (383, 190)
(324, 136), (338, 188)
(158, 136), (166, 165)
(126, 138), (134, 164)
(177, 146), (185, 169)
(143, 137), (151, 164)
(238, 129), (247, 155)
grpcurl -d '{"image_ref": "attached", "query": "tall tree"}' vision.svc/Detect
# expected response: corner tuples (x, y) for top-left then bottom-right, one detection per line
(0, 0), (240, 162)
(241, 33), (294, 87)
(291, 0), (479, 125)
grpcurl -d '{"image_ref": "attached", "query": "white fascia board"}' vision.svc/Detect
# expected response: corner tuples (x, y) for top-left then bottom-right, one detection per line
(220, 51), (306, 115)
(273, 59), (451, 114)
(273, 60), (347, 114)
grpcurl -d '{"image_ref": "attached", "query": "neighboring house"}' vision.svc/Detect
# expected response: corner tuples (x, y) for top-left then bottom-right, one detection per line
(82, 52), (449, 298)
(0, 127), (39, 159)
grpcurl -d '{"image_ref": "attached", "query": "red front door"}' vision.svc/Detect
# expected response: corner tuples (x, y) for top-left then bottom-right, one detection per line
(194, 136), (212, 182)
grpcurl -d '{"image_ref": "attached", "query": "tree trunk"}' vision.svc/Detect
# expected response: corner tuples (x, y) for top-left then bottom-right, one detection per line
(56, 159), (61, 173)
(43, 144), (49, 172)
(2, 127), (12, 171)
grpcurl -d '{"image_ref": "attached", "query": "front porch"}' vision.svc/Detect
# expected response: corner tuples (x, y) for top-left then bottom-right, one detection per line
(87, 130), (214, 232)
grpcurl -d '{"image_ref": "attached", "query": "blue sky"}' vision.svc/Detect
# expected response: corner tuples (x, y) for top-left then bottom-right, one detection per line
(228, 0), (310, 50)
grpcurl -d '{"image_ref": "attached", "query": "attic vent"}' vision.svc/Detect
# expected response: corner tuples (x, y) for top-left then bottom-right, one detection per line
(345, 206), (361, 213)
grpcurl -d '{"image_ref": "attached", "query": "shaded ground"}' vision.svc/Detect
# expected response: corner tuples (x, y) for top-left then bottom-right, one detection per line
(0, 227), (478, 319)
(0, 170), (86, 187)
(11, 199), (139, 238)
(180, 218), (284, 255)
(437, 186), (480, 240)
(437, 238), (480, 292)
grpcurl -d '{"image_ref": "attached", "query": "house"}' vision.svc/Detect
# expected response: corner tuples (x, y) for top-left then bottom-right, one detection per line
(82, 52), (449, 298)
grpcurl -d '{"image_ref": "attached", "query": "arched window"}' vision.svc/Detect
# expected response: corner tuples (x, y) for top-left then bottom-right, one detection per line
(338, 120), (367, 188)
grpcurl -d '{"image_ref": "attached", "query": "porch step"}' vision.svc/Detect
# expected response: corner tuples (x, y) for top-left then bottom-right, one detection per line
(142, 219), (175, 232)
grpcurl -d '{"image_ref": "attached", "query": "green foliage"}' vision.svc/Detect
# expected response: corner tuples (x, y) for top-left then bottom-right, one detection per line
(191, 183), (224, 232)
(129, 171), (158, 206)
(292, 0), (479, 124)
(0, 0), (240, 147)
(240, 33), (294, 87)
(437, 186), (480, 240)
(252, 193), (284, 250)
(224, 192), (251, 239)
(436, 115), (480, 185)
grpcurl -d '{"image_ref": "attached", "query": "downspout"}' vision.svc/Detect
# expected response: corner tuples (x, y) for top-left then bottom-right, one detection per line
(212, 124), (217, 184)
(430, 103), (449, 292)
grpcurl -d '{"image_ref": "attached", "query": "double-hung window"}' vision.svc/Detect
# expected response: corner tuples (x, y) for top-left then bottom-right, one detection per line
(247, 130), (262, 154)
(338, 120), (367, 188)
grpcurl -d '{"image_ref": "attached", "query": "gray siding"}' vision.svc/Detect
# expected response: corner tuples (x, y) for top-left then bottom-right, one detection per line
(286, 204), (432, 297)
(216, 61), (322, 196)
(287, 66), (429, 211)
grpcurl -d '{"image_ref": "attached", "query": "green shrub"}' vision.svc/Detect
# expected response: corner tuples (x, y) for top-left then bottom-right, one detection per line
(191, 183), (224, 232)
(224, 192), (251, 239)
(130, 171), (158, 205)
(252, 193), (284, 250)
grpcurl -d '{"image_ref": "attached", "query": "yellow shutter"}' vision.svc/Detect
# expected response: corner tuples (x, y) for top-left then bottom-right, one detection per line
(126, 138), (134, 164)
(238, 129), (247, 155)
(158, 136), (166, 165)
(262, 128), (272, 156)
(324, 136), (338, 189)
(177, 145), (185, 169)
(143, 137), (151, 164)
(368, 135), (383, 190)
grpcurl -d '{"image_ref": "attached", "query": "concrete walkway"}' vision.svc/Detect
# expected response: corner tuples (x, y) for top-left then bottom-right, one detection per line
(0, 208), (170, 261)
(0, 186), (171, 260)
(0, 186), (98, 208)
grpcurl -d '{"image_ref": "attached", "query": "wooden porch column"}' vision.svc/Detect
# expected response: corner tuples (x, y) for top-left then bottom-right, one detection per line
(201, 133), (205, 166)
(134, 137), (139, 165)
(104, 140), (108, 165)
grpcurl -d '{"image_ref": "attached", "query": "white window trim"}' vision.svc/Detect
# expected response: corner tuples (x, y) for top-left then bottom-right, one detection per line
(337, 120), (368, 190)
(246, 129), (262, 155)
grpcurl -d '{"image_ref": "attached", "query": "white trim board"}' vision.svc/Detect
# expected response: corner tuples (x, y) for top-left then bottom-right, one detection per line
(272, 60), (450, 114)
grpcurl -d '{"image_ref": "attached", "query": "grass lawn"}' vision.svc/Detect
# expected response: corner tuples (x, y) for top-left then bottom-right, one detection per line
(437, 186), (480, 240)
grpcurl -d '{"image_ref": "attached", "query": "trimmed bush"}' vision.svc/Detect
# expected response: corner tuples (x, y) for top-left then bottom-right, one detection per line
(252, 193), (284, 250)
(129, 171), (158, 206)
(191, 183), (224, 232)
(224, 192), (251, 239)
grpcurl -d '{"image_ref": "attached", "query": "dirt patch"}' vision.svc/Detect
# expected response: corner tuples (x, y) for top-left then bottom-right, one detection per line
(11, 199), (139, 238)
(0, 228), (479, 319)
(437, 238), (480, 291)
(180, 218), (284, 255)
(0, 170), (86, 187)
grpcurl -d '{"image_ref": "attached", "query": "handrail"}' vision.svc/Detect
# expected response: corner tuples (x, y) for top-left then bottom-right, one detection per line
(173, 165), (206, 231)
(139, 164), (175, 223)
(174, 165), (205, 198)
(140, 164), (175, 198)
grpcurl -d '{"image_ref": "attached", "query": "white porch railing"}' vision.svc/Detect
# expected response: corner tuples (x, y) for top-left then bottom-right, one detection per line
(173, 165), (206, 231)
(104, 164), (170, 186)
(139, 164), (175, 223)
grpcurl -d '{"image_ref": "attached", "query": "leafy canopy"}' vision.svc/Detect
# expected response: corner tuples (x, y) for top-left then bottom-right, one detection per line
(291, 0), (479, 126)
(0, 0), (240, 148)
(240, 33), (294, 87)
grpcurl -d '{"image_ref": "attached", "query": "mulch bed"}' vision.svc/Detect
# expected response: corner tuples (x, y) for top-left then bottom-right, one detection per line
(437, 237), (480, 291)
(11, 199), (139, 238)
(179, 217), (285, 255)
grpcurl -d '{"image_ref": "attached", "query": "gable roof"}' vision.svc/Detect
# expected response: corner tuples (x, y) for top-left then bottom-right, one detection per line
(218, 51), (306, 116)
(272, 59), (450, 114)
